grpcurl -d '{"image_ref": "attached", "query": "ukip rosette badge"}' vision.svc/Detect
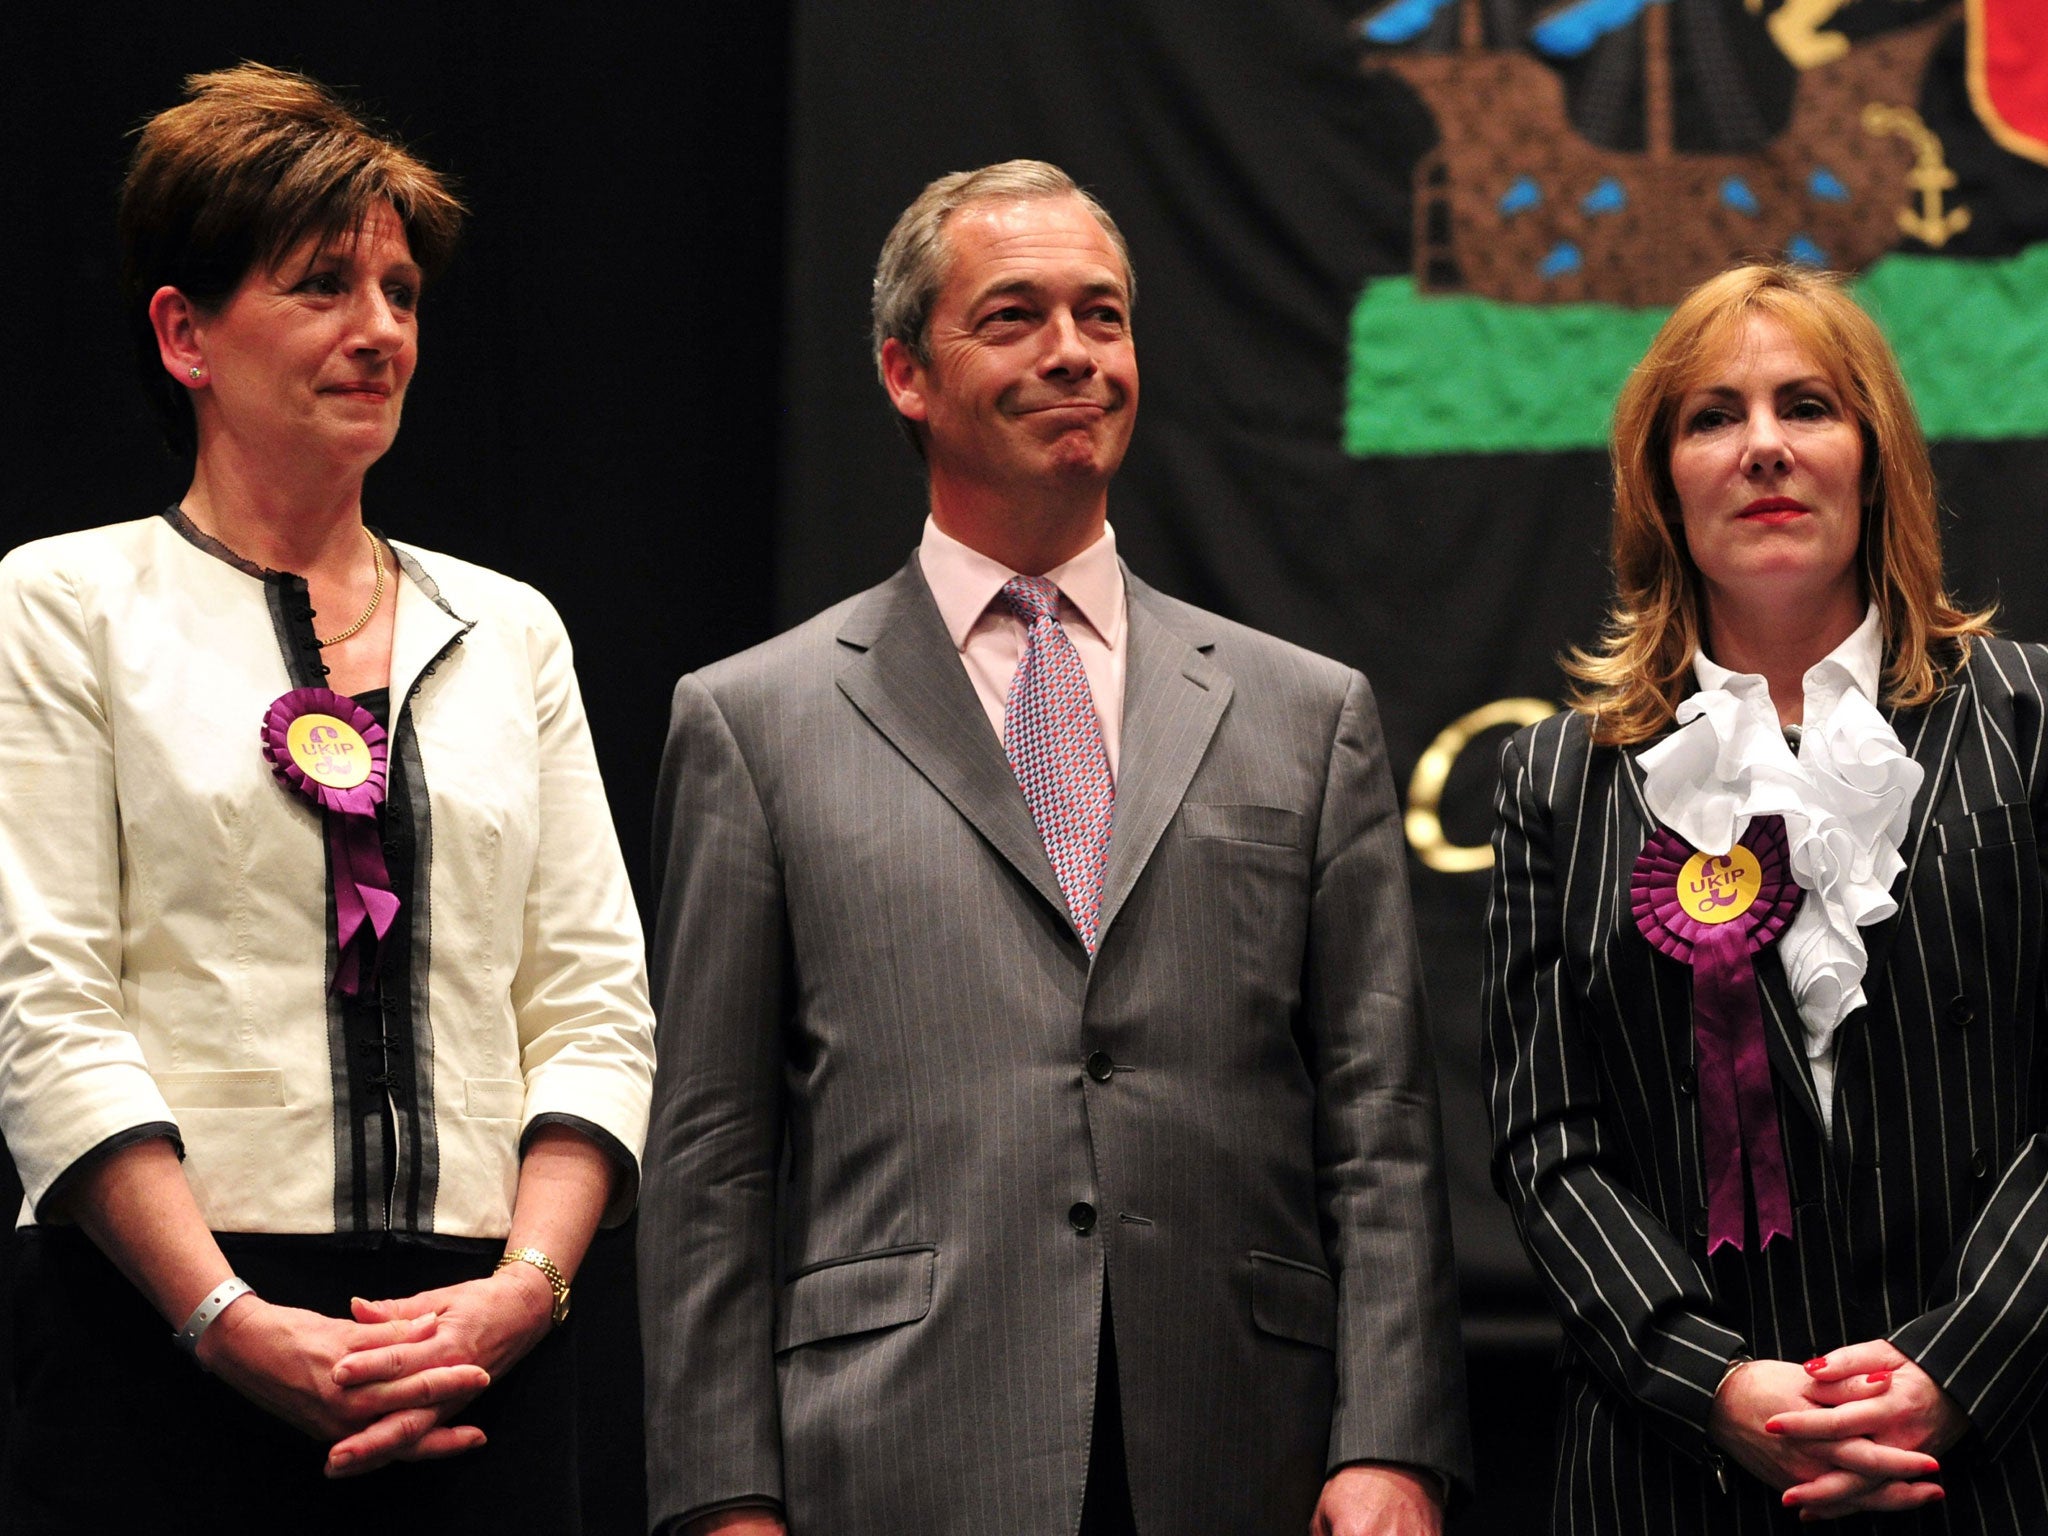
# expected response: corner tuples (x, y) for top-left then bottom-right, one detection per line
(284, 712), (374, 791)
(261, 688), (400, 997)
(1675, 843), (1763, 926)
(1632, 816), (1802, 1255)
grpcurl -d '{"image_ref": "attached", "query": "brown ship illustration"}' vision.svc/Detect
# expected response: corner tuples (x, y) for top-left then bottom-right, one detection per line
(1362, 0), (1960, 305)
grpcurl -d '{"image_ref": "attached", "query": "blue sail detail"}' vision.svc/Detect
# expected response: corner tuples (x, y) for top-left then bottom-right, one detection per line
(1720, 177), (1761, 216)
(1787, 234), (1829, 266)
(1582, 178), (1627, 215)
(1808, 168), (1850, 202)
(1500, 177), (1543, 216)
(1360, 0), (1458, 44)
(1539, 242), (1584, 279)
(1531, 0), (1664, 59)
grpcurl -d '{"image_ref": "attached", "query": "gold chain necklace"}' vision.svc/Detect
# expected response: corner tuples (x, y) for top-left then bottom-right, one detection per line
(319, 526), (386, 648)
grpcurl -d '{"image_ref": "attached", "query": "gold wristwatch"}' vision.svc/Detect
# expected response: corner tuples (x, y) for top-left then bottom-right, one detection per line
(497, 1245), (572, 1325)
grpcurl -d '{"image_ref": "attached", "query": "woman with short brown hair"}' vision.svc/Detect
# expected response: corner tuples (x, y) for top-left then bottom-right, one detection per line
(1486, 262), (2048, 1530)
(0, 64), (653, 1532)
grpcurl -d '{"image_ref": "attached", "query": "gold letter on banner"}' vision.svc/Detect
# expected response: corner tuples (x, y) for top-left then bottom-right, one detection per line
(1761, 0), (1854, 70)
(1406, 697), (1560, 873)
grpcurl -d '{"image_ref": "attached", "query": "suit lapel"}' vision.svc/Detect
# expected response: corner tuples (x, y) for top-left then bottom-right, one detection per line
(834, 556), (1072, 926)
(1854, 678), (1971, 992)
(833, 559), (1238, 952)
(1093, 576), (1233, 947)
(1755, 947), (1828, 1136)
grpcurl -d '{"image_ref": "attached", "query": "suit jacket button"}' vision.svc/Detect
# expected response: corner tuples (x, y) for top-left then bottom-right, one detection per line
(1068, 1202), (1097, 1234)
(1971, 1149), (1989, 1179)
(1691, 1210), (1708, 1237)
(1086, 1051), (1114, 1083)
(1947, 996), (1976, 1028)
(1678, 1069), (1697, 1097)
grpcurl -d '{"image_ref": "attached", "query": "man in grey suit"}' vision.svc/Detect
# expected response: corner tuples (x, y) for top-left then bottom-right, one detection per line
(640, 160), (1470, 1536)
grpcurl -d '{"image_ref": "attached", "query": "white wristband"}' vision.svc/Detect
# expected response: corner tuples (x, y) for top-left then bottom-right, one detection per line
(174, 1276), (254, 1356)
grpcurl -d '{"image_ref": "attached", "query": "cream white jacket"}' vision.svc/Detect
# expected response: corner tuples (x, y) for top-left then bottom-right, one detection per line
(0, 514), (654, 1236)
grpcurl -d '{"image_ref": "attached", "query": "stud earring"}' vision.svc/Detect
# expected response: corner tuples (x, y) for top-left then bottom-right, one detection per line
(188, 366), (203, 381)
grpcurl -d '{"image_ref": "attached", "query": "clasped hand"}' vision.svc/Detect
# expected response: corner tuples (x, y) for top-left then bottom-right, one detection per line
(196, 1260), (557, 1479)
(1707, 1341), (1968, 1520)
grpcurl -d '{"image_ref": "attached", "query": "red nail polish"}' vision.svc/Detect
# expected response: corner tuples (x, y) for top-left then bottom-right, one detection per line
(1804, 1357), (1828, 1372)
(1765, 1421), (1783, 1435)
(1867, 1371), (1891, 1384)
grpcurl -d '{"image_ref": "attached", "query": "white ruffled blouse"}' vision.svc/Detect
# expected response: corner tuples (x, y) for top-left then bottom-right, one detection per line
(1637, 607), (1923, 1131)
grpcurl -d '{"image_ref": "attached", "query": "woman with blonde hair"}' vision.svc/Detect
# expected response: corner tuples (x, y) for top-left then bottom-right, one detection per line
(1485, 261), (2048, 1529)
(0, 64), (654, 1531)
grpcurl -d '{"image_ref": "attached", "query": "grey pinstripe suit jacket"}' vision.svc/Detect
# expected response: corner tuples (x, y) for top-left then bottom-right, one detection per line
(1484, 638), (2048, 1533)
(640, 556), (1471, 1535)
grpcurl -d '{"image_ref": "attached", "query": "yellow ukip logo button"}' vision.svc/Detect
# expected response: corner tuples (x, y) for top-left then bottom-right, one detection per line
(285, 713), (372, 790)
(1677, 844), (1763, 925)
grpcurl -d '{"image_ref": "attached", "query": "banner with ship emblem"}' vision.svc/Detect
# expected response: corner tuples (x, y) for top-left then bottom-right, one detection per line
(783, 0), (2048, 1324)
(1348, 0), (2048, 452)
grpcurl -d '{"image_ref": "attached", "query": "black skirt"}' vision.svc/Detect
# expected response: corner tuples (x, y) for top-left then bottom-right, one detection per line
(1, 1225), (581, 1536)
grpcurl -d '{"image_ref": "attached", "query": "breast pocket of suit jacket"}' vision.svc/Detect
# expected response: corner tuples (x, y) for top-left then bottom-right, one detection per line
(1169, 804), (1312, 991)
(1920, 803), (2040, 1037)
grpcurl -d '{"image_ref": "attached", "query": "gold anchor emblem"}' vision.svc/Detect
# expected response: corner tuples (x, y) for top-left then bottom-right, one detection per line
(1862, 103), (1972, 248)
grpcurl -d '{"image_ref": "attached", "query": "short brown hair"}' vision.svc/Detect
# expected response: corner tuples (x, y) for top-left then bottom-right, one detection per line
(1566, 262), (1993, 745)
(119, 62), (467, 456)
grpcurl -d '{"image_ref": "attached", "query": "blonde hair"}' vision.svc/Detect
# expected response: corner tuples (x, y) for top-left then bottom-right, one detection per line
(1566, 262), (1993, 745)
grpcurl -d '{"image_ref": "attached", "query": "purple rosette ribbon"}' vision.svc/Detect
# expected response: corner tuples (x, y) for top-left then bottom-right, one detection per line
(260, 688), (400, 997)
(1632, 815), (1802, 1255)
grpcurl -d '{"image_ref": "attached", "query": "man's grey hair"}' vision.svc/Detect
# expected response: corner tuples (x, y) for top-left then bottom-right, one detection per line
(870, 159), (1136, 386)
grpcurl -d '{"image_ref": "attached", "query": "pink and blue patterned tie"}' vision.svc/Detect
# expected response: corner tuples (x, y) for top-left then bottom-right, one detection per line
(997, 575), (1115, 952)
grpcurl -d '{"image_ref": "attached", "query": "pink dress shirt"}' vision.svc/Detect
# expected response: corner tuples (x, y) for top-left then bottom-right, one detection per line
(916, 515), (1127, 780)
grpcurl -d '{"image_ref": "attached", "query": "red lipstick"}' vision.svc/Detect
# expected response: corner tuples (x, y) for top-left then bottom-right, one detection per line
(1738, 496), (1807, 524)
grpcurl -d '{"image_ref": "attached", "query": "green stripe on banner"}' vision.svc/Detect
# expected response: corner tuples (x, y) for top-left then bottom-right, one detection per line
(1344, 243), (2048, 456)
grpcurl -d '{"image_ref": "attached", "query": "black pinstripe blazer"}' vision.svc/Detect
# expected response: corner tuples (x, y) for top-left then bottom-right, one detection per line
(1484, 638), (2048, 1534)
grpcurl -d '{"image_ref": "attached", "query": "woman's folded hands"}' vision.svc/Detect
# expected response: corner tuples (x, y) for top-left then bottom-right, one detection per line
(194, 1297), (490, 1475)
(316, 1261), (560, 1476)
(1709, 1342), (1967, 1520)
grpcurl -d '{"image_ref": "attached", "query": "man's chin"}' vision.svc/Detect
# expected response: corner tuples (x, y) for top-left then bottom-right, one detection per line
(1038, 454), (1113, 486)
(1039, 430), (1129, 479)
